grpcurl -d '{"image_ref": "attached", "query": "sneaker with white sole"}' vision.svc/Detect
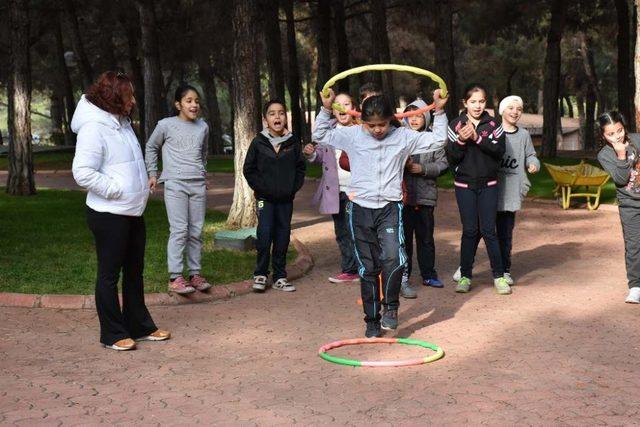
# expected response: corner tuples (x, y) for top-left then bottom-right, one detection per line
(253, 275), (268, 292)
(135, 329), (171, 342)
(453, 266), (461, 282)
(494, 277), (512, 295)
(455, 276), (471, 293)
(625, 287), (640, 303)
(104, 338), (136, 351)
(503, 272), (514, 286)
(328, 272), (360, 283)
(273, 278), (296, 292)
(400, 272), (417, 299)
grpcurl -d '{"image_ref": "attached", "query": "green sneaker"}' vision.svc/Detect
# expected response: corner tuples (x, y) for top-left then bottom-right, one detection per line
(494, 277), (512, 295)
(455, 277), (471, 293)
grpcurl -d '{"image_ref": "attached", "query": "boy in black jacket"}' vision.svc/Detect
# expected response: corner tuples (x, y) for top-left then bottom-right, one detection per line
(243, 100), (306, 292)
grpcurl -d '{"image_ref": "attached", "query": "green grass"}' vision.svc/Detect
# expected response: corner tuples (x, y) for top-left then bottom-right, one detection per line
(0, 189), (293, 295)
(0, 151), (75, 171)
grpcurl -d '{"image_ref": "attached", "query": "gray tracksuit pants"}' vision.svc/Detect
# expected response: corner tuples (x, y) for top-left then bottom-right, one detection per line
(164, 179), (206, 277)
(619, 206), (640, 289)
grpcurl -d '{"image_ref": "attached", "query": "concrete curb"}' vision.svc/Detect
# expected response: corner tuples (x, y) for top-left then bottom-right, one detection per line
(0, 237), (314, 309)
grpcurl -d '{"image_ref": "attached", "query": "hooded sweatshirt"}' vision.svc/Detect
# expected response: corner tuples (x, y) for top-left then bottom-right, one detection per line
(243, 129), (306, 203)
(71, 95), (149, 216)
(402, 99), (448, 207)
(312, 107), (448, 209)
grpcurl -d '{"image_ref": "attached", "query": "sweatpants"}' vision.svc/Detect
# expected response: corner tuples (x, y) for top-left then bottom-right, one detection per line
(496, 211), (516, 273)
(332, 191), (357, 274)
(164, 179), (206, 278)
(455, 186), (504, 279)
(255, 199), (293, 281)
(403, 205), (437, 281)
(619, 206), (640, 289)
(348, 201), (407, 324)
(87, 208), (157, 346)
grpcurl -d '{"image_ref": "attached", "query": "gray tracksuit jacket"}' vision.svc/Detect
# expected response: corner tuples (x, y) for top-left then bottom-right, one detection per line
(145, 116), (209, 182)
(312, 107), (448, 209)
(402, 99), (448, 207)
(598, 140), (640, 208)
(497, 127), (540, 212)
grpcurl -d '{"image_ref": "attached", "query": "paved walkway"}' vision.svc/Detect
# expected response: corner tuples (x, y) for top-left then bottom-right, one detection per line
(1, 173), (639, 425)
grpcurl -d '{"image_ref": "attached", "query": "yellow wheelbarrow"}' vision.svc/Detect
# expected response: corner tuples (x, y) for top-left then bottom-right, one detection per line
(544, 161), (610, 210)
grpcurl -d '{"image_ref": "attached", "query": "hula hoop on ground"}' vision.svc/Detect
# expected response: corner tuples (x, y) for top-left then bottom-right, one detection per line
(322, 64), (448, 119)
(318, 337), (444, 368)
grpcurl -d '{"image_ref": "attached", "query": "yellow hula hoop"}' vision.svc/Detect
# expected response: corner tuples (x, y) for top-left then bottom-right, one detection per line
(322, 64), (448, 113)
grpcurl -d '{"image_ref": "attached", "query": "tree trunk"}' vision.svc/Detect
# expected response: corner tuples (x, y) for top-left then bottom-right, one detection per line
(370, 0), (395, 105)
(578, 32), (604, 116)
(50, 93), (65, 146)
(540, 0), (567, 159)
(54, 13), (76, 145)
(306, 67), (313, 140)
(616, 0), (634, 129)
(197, 56), (225, 155)
(315, 0), (332, 112)
(332, 0), (350, 93)
(63, 0), (93, 90)
(227, 0), (260, 228)
(120, 7), (145, 138)
(263, 0), (286, 101)
(434, 0), (456, 118)
(7, 0), (35, 195)
(584, 86), (596, 151)
(283, 0), (303, 138)
(136, 0), (164, 143)
(577, 92), (586, 149)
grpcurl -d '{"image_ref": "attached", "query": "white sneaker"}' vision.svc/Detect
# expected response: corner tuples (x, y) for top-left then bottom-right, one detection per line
(452, 266), (461, 282)
(253, 275), (268, 292)
(503, 272), (514, 286)
(273, 278), (296, 292)
(625, 287), (640, 303)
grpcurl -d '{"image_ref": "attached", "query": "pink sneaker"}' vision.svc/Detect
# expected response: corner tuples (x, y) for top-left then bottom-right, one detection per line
(190, 275), (212, 291)
(328, 273), (360, 283)
(168, 276), (196, 294)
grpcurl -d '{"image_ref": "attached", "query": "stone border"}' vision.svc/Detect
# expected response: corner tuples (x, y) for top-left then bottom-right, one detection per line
(0, 237), (314, 309)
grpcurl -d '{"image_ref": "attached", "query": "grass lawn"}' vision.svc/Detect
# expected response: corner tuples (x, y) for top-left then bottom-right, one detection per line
(0, 189), (293, 295)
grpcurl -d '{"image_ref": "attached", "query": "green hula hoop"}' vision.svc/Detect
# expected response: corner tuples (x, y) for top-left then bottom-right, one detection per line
(322, 64), (448, 99)
(318, 337), (445, 368)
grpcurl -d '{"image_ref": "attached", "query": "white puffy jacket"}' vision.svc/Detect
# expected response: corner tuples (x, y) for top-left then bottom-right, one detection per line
(71, 95), (149, 216)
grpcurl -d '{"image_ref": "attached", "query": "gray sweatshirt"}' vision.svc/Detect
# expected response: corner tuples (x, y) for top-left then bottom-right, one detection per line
(312, 107), (448, 209)
(597, 140), (640, 208)
(145, 116), (209, 182)
(497, 127), (540, 212)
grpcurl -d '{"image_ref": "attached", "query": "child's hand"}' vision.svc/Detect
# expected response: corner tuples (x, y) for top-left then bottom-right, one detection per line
(148, 177), (157, 192)
(458, 122), (477, 142)
(408, 163), (423, 174)
(528, 164), (539, 173)
(303, 143), (316, 156)
(319, 88), (336, 110)
(433, 89), (449, 112)
(610, 140), (628, 159)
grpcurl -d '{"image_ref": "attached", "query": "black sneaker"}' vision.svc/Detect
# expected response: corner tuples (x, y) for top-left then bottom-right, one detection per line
(365, 321), (382, 338)
(381, 309), (398, 330)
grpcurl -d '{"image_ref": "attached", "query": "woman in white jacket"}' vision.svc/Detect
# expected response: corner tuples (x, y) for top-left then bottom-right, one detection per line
(72, 71), (170, 351)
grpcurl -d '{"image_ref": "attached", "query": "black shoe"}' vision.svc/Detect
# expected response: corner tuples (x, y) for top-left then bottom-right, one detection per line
(381, 309), (398, 330)
(365, 321), (382, 338)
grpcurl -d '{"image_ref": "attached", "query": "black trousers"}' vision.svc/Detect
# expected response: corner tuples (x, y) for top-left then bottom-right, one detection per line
(455, 186), (504, 279)
(348, 201), (406, 323)
(332, 192), (357, 274)
(496, 211), (516, 273)
(86, 208), (157, 346)
(255, 199), (293, 281)
(403, 205), (437, 280)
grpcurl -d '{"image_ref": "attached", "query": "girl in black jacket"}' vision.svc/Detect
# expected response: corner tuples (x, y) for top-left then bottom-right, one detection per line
(446, 84), (510, 295)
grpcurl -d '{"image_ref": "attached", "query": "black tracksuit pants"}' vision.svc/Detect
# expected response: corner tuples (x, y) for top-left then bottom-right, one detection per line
(403, 205), (437, 280)
(254, 199), (293, 281)
(348, 201), (407, 324)
(87, 208), (157, 346)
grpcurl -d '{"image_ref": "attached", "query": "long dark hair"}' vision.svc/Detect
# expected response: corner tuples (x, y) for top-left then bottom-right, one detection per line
(597, 111), (630, 149)
(360, 95), (401, 128)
